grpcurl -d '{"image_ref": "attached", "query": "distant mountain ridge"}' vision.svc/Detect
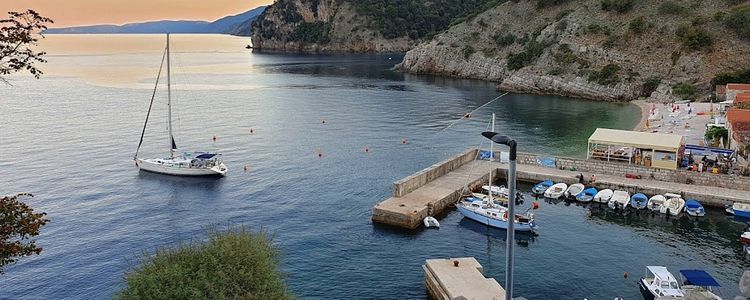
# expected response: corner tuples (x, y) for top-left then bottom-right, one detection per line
(44, 6), (267, 36)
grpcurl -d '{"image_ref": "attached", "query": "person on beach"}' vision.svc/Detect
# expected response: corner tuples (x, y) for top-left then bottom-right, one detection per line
(590, 174), (596, 183)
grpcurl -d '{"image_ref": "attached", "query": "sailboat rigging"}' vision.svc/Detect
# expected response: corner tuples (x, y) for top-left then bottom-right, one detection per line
(134, 34), (227, 177)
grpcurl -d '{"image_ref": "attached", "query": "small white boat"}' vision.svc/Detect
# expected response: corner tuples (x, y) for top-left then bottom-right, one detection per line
(648, 195), (666, 212)
(544, 183), (568, 199)
(727, 202), (750, 218)
(482, 185), (509, 198)
(593, 189), (614, 203)
(608, 190), (630, 210)
(423, 216), (440, 228)
(564, 183), (585, 199)
(639, 266), (685, 299)
(661, 194), (685, 216)
(457, 198), (536, 231)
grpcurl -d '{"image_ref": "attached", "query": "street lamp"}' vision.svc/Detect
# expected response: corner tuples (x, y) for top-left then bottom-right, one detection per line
(481, 131), (517, 300)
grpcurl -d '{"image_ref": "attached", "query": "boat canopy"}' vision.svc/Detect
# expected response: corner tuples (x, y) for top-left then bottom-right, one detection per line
(685, 144), (734, 157)
(685, 200), (702, 208)
(195, 153), (218, 159)
(537, 180), (553, 186)
(588, 128), (684, 152)
(582, 187), (597, 195)
(679, 269), (720, 287)
(647, 266), (678, 282)
(632, 193), (648, 200)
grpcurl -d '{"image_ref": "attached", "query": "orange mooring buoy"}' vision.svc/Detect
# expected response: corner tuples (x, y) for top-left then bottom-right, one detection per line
(464, 112), (471, 119)
(212, 135), (217, 142)
(401, 138), (408, 144)
(250, 128), (254, 134)
(365, 146), (369, 153)
(318, 151), (323, 158)
(243, 165), (248, 173)
(623, 272), (629, 279)
(322, 119), (326, 124)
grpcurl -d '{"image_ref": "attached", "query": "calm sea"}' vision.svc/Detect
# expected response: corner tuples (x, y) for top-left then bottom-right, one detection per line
(1, 34), (745, 299)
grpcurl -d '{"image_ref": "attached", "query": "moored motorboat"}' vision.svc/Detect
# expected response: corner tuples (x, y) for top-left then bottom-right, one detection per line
(679, 269), (721, 300)
(608, 190), (630, 210)
(565, 183), (585, 199)
(482, 185), (509, 198)
(630, 193), (648, 210)
(684, 199), (706, 217)
(741, 231), (750, 244)
(727, 202), (750, 218)
(423, 216), (440, 228)
(639, 266), (685, 300)
(532, 180), (554, 196)
(661, 194), (685, 216)
(648, 195), (666, 212)
(593, 189), (613, 203)
(576, 187), (597, 202)
(544, 183), (567, 199)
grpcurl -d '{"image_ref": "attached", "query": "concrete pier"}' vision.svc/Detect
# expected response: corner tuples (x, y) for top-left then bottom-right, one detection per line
(372, 148), (750, 229)
(424, 257), (505, 300)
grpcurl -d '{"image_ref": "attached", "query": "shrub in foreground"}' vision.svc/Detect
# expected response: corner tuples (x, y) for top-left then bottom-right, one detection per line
(116, 227), (293, 300)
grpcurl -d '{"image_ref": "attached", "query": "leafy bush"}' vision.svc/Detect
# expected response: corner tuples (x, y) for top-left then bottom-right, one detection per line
(672, 82), (699, 100)
(554, 44), (577, 66)
(463, 45), (476, 59)
(537, 0), (571, 8)
(116, 227), (293, 300)
(588, 64), (621, 86)
(657, 1), (687, 15)
(628, 16), (648, 34)
(675, 25), (713, 51)
(506, 40), (547, 70)
(600, 0), (636, 13)
(724, 6), (750, 40)
(712, 68), (750, 86)
(585, 23), (611, 35)
(641, 76), (662, 96)
(292, 21), (331, 44)
(491, 33), (516, 47)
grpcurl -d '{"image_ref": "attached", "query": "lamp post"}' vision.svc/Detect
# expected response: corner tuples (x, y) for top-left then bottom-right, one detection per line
(481, 131), (517, 300)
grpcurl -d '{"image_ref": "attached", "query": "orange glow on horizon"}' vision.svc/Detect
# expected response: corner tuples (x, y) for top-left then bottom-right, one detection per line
(1, 0), (273, 28)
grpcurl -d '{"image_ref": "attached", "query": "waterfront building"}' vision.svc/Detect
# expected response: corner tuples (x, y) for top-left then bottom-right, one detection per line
(727, 109), (750, 159)
(587, 128), (685, 170)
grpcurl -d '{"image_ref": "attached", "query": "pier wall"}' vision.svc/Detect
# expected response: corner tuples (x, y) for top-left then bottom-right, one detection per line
(392, 148), (478, 197)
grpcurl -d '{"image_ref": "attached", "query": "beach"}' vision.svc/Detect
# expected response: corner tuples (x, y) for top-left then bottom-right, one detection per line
(632, 99), (716, 145)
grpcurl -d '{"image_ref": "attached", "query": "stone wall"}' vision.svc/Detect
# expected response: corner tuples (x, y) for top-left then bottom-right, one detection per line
(514, 152), (750, 191)
(392, 148), (478, 197)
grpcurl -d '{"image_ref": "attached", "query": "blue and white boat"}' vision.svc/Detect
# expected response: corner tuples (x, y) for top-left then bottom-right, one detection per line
(727, 202), (750, 218)
(630, 193), (648, 210)
(576, 187), (597, 202)
(532, 180), (553, 195)
(639, 266), (684, 300)
(684, 199), (706, 217)
(679, 269), (722, 299)
(457, 198), (536, 232)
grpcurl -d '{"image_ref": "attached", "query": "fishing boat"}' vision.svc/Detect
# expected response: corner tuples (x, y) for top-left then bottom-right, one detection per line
(608, 190), (630, 210)
(532, 180), (554, 196)
(630, 193), (648, 210)
(134, 34), (227, 177)
(544, 183), (568, 199)
(679, 269), (722, 300)
(684, 199), (706, 217)
(726, 202), (750, 218)
(456, 113), (537, 232)
(648, 195), (667, 212)
(639, 266), (685, 300)
(593, 189), (613, 203)
(423, 216), (440, 228)
(661, 194), (685, 216)
(576, 187), (597, 202)
(564, 183), (585, 199)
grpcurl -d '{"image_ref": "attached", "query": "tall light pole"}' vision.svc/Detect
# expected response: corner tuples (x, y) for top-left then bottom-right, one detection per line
(481, 131), (517, 300)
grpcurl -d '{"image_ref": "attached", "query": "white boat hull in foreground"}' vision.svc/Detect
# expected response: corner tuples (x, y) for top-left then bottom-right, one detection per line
(137, 158), (227, 176)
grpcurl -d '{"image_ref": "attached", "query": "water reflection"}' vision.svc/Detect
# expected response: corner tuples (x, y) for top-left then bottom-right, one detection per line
(457, 218), (537, 247)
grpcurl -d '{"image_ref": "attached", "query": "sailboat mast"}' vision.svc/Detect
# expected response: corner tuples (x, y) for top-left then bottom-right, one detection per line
(488, 113), (495, 205)
(166, 33), (174, 158)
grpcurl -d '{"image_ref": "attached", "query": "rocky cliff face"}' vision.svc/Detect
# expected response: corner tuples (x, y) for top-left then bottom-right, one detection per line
(396, 0), (750, 101)
(251, 0), (415, 52)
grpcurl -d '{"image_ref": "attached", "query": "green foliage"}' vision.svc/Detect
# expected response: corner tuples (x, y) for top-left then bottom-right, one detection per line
(351, 0), (506, 40)
(712, 68), (750, 86)
(628, 16), (648, 34)
(705, 126), (729, 147)
(292, 22), (331, 44)
(537, 0), (571, 8)
(724, 6), (750, 40)
(506, 40), (547, 71)
(555, 19), (569, 32)
(588, 64), (621, 86)
(1, 193), (48, 273)
(641, 76), (661, 97)
(600, 0), (636, 13)
(463, 45), (476, 60)
(675, 25), (713, 51)
(657, 1), (687, 15)
(585, 23), (611, 35)
(554, 43), (577, 66)
(671, 50), (682, 66)
(0, 10), (53, 82)
(276, 0), (302, 23)
(491, 33), (516, 47)
(672, 82), (699, 100)
(116, 227), (293, 300)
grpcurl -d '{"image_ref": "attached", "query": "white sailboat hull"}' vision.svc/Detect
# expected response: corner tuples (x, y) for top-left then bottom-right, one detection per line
(137, 159), (227, 176)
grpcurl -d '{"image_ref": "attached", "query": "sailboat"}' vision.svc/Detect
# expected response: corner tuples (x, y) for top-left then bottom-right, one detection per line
(134, 34), (227, 177)
(456, 113), (536, 232)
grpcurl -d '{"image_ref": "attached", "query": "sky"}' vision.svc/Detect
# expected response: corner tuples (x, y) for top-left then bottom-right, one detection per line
(1, 0), (274, 27)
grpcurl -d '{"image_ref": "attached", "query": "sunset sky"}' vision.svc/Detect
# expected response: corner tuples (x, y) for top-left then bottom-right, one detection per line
(1, 0), (274, 27)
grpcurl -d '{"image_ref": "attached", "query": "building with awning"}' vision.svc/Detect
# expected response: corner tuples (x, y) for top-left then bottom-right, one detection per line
(587, 128), (685, 170)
